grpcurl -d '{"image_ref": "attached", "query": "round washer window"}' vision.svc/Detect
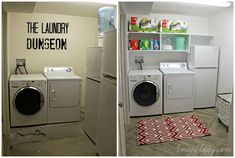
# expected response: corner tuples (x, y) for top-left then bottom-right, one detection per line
(14, 87), (44, 115)
(133, 81), (160, 106)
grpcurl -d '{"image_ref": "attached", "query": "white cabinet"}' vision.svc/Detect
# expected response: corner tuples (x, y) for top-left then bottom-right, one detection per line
(84, 78), (100, 143)
(96, 76), (116, 156)
(86, 47), (102, 80)
(102, 30), (117, 77)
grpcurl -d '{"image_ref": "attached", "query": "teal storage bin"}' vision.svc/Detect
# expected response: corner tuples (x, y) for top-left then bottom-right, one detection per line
(175, 36), (186, 50)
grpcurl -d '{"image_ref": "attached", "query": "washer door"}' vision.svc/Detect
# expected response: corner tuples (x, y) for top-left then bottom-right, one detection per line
(132, 81), (160, 106)
(14, 87), (44, 115)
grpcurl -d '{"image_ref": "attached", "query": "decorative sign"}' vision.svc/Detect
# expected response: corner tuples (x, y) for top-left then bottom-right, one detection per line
(26, 22), (69, 50)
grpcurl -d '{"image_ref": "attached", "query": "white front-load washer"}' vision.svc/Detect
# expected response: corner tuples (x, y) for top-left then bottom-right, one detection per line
(129, 69), (162, 117)
(9, 74), (47, 127)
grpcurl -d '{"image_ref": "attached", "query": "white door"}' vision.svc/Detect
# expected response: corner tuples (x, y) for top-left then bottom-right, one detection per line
(102, 30), (117, 78)
(86, 47), (102, 80)
(96, 76), (116, 156)
(84, 78), (100, 143)
(118, 12), (127, 156)
(194, 69), (217, 108)
(49, 81), (80, 108)
(194, 46), (219, 68)
(166, 76), (193, 99)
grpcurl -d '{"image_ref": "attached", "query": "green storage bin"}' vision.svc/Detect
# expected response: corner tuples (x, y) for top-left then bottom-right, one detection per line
(175, 36), (186, 50)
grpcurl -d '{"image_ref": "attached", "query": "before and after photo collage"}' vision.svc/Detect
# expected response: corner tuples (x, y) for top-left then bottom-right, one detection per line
(2, 0), (234, 156)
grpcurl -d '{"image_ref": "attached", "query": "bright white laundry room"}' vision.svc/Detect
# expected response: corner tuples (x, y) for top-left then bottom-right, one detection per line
(118, 1), (233, 156)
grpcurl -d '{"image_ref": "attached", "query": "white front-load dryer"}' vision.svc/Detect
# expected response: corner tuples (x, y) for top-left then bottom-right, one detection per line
(9, 74), (47, 127)
(129, 70), (162, 117)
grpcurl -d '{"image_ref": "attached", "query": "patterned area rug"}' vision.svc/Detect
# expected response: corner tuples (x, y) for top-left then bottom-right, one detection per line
(136, 115), (211, 145)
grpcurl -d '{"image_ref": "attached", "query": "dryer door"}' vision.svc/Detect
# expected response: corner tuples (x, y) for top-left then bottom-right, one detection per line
(14, 87), (44, 115)
(49, 81), (80, 108)
(166, 76), (193, 99)
(132, 81), (160, 106)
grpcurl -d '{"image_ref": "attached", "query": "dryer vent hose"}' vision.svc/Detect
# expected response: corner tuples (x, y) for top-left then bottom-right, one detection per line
(15, 64), (28, 75)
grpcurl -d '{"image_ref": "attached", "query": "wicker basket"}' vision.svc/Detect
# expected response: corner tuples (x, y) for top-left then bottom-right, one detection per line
(216, 93), (232, 129)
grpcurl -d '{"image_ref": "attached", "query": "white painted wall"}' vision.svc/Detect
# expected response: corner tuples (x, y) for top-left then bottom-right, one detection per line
(7, 12), (98, 108)
(127, 14), (209, 70)
(208, 7), (233, 93)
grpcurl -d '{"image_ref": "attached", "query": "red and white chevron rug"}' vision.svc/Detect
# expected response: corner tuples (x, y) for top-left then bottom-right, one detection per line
(136, 115), (211, 145)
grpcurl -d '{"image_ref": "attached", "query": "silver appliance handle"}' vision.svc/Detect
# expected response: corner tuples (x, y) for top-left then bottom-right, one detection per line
(167, 83), (172, 95)
(51, 90), (56, 102)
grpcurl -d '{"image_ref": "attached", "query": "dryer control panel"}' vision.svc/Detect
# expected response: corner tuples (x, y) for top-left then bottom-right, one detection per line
(160, 62), (187, 69)
(44, 67), (74, 74)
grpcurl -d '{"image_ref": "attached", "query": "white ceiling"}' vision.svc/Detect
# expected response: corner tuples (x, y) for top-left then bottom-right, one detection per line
(3, 2), (36, 13)
(120, 2), (232, 17)
(3, 2), (116, 18)
(151, 2), (231, 17)
(121, 2), (153, 15)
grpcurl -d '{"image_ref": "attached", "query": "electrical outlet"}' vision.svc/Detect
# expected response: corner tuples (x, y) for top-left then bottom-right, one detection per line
(16, 58), (26, 66)
(135, 56), (144, 63)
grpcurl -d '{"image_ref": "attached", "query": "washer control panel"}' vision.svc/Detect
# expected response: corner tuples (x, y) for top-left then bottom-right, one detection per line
(129, 74), (161, 81)
(11, 80), (46, 88)
(26, 80), (45, 86)
(144, 75), (151, 79)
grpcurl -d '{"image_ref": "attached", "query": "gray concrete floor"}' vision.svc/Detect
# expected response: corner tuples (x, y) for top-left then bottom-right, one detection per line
(7, 111), (97, 156)
(126, 108), (232, 156)
(8, 134), (96, 156)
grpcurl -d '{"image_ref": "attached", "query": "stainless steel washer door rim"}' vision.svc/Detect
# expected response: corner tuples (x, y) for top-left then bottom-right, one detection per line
(132, 80), (160, 106)
(13, 86), (45, 115)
